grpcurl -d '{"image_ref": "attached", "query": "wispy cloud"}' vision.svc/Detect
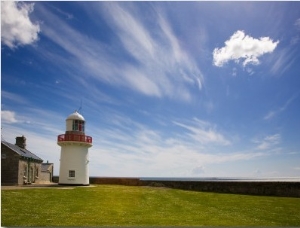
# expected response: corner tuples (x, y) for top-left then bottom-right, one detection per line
(213, 30), (279, 67)
(269, 18), (300, 76)
(1, 124), (61, 165)
(2, 105), (270, 177)
(173, 118), (231, 146)
(192, 166), (206, 175)
(1, 1), (40, 49)
(269, 46), (298, 76)
(36, 2), (203, 101)
(2, 107), (65, 135)
(101, 2), (204, 100)
(3, 2), (298, 178)
(264, 93), (299, 120)
(253, 134), (281, 151)
(1, 91), (29, 104)
(1, 107), (71, 166)
(295, 18), (300, 30)
(84, 113), (267, 177)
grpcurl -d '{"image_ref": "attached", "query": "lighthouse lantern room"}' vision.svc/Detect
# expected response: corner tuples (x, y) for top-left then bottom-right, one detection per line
(57, 111), (92, 185)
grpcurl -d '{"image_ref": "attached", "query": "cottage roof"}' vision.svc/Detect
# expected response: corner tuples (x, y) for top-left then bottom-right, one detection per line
(1, 140), (43, 162)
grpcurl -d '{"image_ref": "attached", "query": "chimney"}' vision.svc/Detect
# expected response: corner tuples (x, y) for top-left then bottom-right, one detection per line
(16, 136), (26, 149)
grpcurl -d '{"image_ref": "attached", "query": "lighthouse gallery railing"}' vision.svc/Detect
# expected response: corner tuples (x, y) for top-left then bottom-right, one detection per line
(57, 134), (92, 143)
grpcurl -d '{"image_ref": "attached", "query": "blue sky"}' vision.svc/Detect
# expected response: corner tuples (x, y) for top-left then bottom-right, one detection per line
(1, 1), (300, 177)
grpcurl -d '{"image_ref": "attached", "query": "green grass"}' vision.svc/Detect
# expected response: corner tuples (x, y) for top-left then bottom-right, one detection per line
(2, 185), (300, 226)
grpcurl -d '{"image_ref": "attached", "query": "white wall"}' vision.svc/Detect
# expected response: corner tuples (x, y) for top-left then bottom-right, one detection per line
(59, 143), (89, 185)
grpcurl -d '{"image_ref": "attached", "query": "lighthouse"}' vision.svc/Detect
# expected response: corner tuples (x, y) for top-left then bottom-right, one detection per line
(57, 111), (92, 185)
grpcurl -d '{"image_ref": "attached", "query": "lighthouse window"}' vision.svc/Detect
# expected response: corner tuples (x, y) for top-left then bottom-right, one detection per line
(72, 120), (78, 131)
(72, 120), (85, 132)
(69, 170), (75, 178)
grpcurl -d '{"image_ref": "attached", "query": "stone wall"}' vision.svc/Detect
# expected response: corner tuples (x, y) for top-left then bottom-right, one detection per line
(17, 160), (42, 185)
(139, 180), (300, 198)
(52, 176), (140, 186)
(39, 171), (52, 183)
(18, 160), (27, 185)
(52, 176), (300, 197)
(52, 176), (59, 183)
(90, 177), (141, 186)
(1, 146), (19, 185)
(1, 144), (43, 185)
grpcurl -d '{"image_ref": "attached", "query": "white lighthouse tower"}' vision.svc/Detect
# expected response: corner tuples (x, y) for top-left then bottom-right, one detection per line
(57, 111), (92, 185)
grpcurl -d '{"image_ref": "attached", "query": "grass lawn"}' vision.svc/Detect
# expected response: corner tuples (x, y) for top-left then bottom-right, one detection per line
(2, 184), (300, 226)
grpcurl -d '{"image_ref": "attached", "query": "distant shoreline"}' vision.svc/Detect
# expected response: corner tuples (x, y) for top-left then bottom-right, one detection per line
(88, 176), (300, 182)
(138, 177), (300, 182)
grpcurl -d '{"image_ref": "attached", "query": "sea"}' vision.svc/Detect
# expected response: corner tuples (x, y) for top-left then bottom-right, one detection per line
(139, 177), (300, 182)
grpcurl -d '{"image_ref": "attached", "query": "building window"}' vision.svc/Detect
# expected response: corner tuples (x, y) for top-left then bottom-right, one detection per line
(1, 153), (6, 159)
(69, 170), (75, 178)
(24, 166), (28, 177)
(30, 167), (33, 183)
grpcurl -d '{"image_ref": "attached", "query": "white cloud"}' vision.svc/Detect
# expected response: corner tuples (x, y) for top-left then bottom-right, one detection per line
(213, 30), (279, 67)
(1, 110), (18, 123)
(1, 1), (40, 49)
